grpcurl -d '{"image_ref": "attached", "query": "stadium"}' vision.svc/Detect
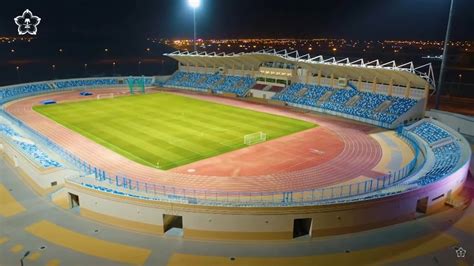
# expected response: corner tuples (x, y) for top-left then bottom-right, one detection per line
(1, 1), (473, 264)
(0, 48), (471, 245)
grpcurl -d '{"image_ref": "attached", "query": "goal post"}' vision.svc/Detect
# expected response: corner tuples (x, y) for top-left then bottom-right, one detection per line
(244, 132), (267, 146)
(97, 93), (114, 100)
(127, 76), (146, 95)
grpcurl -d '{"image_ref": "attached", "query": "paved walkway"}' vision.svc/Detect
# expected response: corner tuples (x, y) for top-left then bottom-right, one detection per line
(0, 157), (473, 266)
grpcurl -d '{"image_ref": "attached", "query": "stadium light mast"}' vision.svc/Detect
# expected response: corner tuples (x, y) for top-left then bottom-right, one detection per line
(52, 64), (56, 79)
(435, 0), (455, 110)
(188, 0), (201, 52)
(16, 66), (21, 82)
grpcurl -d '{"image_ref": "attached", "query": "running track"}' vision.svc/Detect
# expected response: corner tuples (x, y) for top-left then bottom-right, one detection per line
(5, 88), (383, 193)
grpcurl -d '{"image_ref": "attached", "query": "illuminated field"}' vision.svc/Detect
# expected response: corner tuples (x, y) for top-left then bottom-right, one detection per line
(34, 92), (315, 169)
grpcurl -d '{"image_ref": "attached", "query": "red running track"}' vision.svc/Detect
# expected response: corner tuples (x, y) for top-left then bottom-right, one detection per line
(5, 89), (383, 193)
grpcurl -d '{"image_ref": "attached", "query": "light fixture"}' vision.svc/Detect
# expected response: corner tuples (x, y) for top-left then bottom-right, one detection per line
(188, 0), (201, 9)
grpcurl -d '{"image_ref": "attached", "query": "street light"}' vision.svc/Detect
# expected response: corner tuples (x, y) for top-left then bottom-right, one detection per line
(112, 62), (116, 76)
(84, 63), (88, 77)
(52, 64), (56, 79)
(457, 73), (462, 92)
(435, 0), (455, 110)
(188, 0), (201, 52)
(16, 66), (21, 82)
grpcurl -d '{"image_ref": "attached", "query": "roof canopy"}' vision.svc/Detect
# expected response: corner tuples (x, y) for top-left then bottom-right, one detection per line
(165, 49), (435, 89)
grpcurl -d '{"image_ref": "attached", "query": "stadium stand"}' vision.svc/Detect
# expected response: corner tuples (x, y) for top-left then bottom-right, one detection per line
(55, 78), (118, 89)
(0, 77), (157, 104)
(386, 97), (417, 116)
(0, 83), (51, 103)
(331, 88), (358, 103)
(415, 142), (460, 186)
(273, 83), (420, 125)
(213, 75), (255, 96)
(356, 92), (389, 110)
(296, 85), (332, 107)
(410, 122), (451, 144)
(152, 79), (164, 86)
(164, 71), (255, 96)
(164, 72), (211, 91)
(165, 73), (416, 125)
(272, 83), (305, 103)
(0, 124), (62, 168)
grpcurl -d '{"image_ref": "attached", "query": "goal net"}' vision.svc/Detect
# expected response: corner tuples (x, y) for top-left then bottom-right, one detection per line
(97, 93), (114, 100)
(244, 132), (267, 146)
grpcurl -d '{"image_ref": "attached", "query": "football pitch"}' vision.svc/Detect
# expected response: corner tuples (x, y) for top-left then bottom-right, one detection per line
(34, 93), (316, 170)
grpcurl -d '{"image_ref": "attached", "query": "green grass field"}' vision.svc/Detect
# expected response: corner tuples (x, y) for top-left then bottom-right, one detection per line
(34, 93), (316, 170)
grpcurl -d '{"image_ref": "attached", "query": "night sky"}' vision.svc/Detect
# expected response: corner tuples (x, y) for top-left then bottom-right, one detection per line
(0, 0), (473, 40)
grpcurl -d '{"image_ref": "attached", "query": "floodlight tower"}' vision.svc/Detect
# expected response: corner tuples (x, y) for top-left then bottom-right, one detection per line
(188, 0), (201, 52)
(435, 0), (455, 110)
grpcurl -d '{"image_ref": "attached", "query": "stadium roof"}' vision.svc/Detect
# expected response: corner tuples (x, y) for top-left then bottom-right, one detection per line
(164, 49), (435, 89)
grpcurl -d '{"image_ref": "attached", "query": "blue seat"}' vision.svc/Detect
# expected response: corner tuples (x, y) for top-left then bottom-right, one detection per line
(55, 78), (119, 89)
(213, 76), (255, 96)
(387, 97), (417, 115)
(272, 83), (420, 125)
(0, 83), (51, 104)
(416, 142), (460, 185)
(165, 72), (255, 96)
(411, 122), (450, 144)
(0, 124), (62, 168)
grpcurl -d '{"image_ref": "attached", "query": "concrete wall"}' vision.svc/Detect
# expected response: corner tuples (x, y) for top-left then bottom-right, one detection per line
(249, 89), (276, 99)
(60, 159), (467, 241)
(426, 110), (474, 137)
(0, 138), (78, 190)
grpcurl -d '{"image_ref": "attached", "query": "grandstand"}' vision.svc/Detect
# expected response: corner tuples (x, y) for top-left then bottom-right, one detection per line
(54, 78), (119, 89)
(399, 119), (466, 188)
(0, 124), (62, 168)
(410, 122), (451, 144)
(164, 71), (255, 96)
(0, 77), (154, 105)
(164, 49), (433, 128)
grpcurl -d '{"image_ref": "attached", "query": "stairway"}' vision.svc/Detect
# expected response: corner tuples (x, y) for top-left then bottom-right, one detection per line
(318, 91), (333, 103)
(376, 100), (392, 113)
(197, 75), (207, 84)
(346, 95), (361, 107)
(296, 88), (308, 98)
